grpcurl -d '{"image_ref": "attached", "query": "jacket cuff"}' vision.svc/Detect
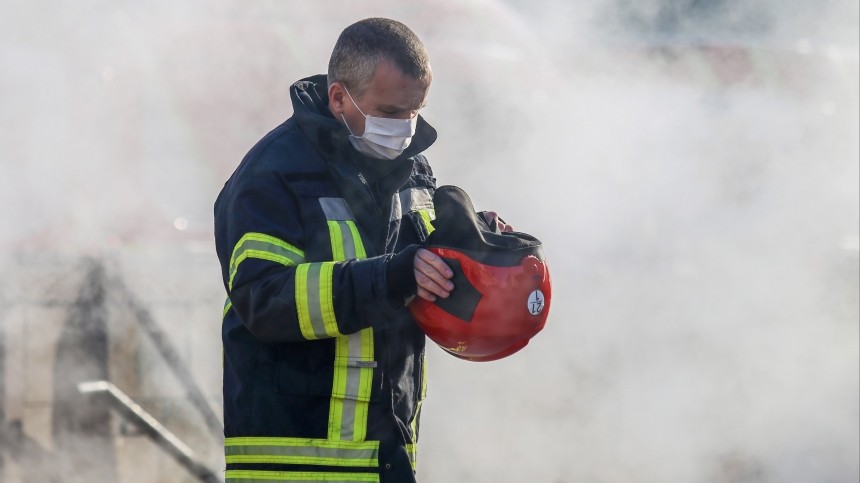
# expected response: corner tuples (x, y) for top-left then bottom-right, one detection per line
(386, 244), (419, 301)
(348, 256), (409, 330)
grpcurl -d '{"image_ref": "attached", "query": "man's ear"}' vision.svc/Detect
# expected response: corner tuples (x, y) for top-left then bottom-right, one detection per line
(328, 82), (346, 115)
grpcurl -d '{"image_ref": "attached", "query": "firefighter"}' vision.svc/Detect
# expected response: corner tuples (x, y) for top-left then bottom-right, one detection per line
(214, 18), (465, 483)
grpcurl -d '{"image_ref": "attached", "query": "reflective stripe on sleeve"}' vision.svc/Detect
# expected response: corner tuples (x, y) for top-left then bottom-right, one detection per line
(223, 297), (233, 319)
(229, 233), (306, 290)
(296, 262), (341, 340)
(224, 437), (379, 468)
(405, 443), (417, 471)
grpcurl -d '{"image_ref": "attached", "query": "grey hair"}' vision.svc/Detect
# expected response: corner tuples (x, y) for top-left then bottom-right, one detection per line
(328, 18), (431, 97)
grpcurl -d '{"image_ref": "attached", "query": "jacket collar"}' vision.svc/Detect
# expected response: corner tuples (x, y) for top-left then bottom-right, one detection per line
(290, 74), (437, 164)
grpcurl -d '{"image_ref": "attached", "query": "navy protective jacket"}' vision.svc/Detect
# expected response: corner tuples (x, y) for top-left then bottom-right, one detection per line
(214, 74), (437, 483)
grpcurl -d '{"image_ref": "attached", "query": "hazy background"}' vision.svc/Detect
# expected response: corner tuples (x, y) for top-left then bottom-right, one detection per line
(0, 0), (858, 482)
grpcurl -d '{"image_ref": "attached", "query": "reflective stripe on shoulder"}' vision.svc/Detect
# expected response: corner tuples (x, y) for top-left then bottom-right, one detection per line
(320, 197), (355, 221)
(224, 437), (379, 468)
(229, 233), (306, 290)
(400, 187), (434, 213)
(225, 469), (379, 482)
(328, 220), (366, 261)
(320, 198), (366, 261)
(390, 187), (434, 222)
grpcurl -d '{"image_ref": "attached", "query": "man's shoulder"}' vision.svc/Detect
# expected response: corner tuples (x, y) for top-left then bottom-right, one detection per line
(245, 118), (303, 161)
(240, 117), (325, 176)
(409, 153), (434, 179)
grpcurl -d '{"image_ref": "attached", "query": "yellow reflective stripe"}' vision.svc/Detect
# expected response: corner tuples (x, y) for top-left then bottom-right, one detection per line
(329, 337), (347, 440)
(407, 353), (426, 471)
(225, 470), (379, 482)
(319, 197), (374, 443)
(295, 263), (341, 340)
(328, 220), (367, 261)
(354, 328), (374, 441)
(409, 353), (427, 442)
(229, 233), (305, 290)
(295, 264), (315, 339)
(329, 329), (375, 441)
(223, 298), (233, 318)
(224, 437), (378, 467)
(420, 352), (428, 400)
(405, 444), (417, 470)
(328, 221), (347, 261)
(319, 262), (338, 336)
(417, 209), (435, 234)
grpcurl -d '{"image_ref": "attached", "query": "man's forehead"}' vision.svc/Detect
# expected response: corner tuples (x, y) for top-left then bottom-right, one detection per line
(368, 60), (429, 88)
(364, 73), (429, 109)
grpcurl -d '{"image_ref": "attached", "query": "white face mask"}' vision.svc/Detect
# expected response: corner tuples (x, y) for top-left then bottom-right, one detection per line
(340, 86), (417, 160)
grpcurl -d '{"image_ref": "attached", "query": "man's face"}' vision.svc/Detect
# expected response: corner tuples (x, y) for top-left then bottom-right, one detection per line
(329, 59), (431, 136)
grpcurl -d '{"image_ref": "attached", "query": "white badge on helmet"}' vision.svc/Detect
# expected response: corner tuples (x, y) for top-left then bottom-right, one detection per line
(527, 290), (545, 315)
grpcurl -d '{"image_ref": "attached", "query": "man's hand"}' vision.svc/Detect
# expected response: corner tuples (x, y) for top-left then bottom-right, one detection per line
(414, 248), (454, 301)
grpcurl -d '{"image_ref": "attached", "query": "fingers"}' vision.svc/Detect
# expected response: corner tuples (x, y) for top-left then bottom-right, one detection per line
(414, 248), (454, 301)
(416, 286), (437, 302)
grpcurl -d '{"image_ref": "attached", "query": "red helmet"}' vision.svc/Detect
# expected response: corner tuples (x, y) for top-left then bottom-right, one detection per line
(408, 186), (551, 362)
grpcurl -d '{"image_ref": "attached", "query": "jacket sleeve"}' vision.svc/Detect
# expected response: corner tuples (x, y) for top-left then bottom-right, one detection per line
(217, 166), (407, 344)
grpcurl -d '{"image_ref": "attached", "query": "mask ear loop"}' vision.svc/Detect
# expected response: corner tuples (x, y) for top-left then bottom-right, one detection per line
(343, 85), (368, 117)
(340, 84), (367, 138)
(340, 112), (358, 137)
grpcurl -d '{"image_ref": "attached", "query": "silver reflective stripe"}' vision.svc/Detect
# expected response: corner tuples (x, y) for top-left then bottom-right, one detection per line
(331, 221), (357, 260)
(389, 193), (403, 223)
(224, 437), (379, 467)
(303, 264), (329, 339)
(321, 197), (360, 261)
(401, 187), (434, 211)
(390, 187), (434, 222)
(332, 330), (375, 441)
(225, 470), (379, 482)
(320, 197), (354, 221)
(344, 331), (364, 398)
(338, 332), (362, 439)
(319, 198), (374, 443)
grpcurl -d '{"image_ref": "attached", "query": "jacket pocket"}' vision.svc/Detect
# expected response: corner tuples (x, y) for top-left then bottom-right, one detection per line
(273, 340), (335, 397)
